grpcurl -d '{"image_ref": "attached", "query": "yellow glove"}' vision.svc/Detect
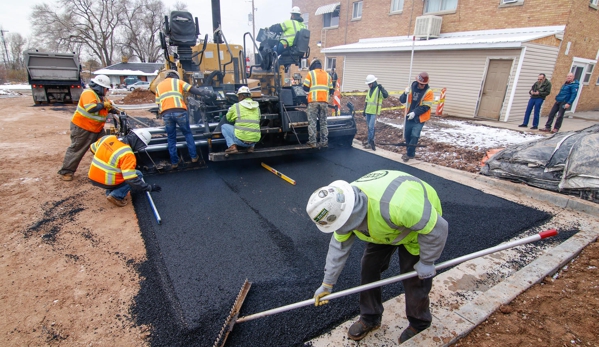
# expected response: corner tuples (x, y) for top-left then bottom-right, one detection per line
(314, 283), (333, 307)
(103, 101), (112, 111)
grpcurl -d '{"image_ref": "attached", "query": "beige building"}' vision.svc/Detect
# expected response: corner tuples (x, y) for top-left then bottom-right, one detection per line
(293, 0), (599, 121)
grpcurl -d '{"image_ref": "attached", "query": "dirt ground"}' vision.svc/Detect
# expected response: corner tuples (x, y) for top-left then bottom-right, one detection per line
(0, 94), (597, 346)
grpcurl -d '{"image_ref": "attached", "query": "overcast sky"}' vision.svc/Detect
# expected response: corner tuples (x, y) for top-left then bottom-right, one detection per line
(0, 0), (292, 47)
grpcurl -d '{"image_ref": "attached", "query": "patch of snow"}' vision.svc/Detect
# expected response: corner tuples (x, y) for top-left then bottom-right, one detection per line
(380, 118), (545, 150)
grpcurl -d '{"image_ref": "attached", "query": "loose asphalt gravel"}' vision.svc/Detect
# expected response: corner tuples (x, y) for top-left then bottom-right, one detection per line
(131, 147), (551, 347)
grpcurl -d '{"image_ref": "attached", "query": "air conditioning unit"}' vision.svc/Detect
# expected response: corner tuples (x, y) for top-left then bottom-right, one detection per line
(414, 15), (442, 40)
(501, 0), (518, 4)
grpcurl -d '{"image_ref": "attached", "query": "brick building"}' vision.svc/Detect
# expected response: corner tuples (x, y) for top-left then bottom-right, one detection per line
(292, 0), (599, 121)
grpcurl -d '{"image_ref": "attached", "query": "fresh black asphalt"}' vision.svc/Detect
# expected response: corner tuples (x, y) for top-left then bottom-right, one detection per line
(131, 147), (553, 347)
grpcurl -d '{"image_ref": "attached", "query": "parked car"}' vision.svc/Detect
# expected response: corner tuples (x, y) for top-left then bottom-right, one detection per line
(128, 81), (150, 91)
(124, 76), (140, 86)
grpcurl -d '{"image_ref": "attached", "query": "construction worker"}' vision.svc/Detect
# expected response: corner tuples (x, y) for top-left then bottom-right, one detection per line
(58, 74), (116, 181)
(399, 72), (434, 162)
(307, 170), (448, 344)
(222, 86), (261, 154)
(88, 129), (161, 207)
(155, 70), (214, 169)
(303, 58), (334, 148)
(363, 74), (389, 151)
(269, 6), (306, 55)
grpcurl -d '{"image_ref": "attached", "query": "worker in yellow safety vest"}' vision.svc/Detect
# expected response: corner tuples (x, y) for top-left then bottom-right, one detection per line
(221, 86), (262, 154)
(155, 70), (215, 169)
(58, 74), (117, 181)
(399, 72), (435, 162)
(306, 170), (448, 344)
(303, 58), (334, 148)
(363, 74), (389, 151)
(269, 6), (306, 55)
(88, 129), (162, 207)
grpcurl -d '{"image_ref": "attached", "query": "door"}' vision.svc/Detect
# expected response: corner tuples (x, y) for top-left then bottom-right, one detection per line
(477, 59), (513, 120)
(569, 61), (592, 112)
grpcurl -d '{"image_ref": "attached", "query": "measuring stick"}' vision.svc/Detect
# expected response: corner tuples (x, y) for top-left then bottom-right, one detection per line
(261, 162), (296, 185)
(142, 178), (162, 224)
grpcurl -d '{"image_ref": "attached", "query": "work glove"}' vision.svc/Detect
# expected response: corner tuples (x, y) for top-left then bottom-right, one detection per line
(407, 112), (415, 120)
(150, 184), (162, 192)
(103, 101), (113, 111)
(405, 87), (410, 94)
(414, 260), (436, 279)
(314, 283), (333, 307)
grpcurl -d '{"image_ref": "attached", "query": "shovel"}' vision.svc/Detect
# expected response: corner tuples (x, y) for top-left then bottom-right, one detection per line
(214, 229), (557, 346)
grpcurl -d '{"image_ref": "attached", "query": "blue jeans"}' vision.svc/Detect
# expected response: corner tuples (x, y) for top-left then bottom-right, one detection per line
(105, 170), (143, 200)
(365, 113), (376, 143)
(404, 120), (424, 158)
(522, 98), (544, 127)
(221, 124), (254, 149)
(163, 111), (198, 164)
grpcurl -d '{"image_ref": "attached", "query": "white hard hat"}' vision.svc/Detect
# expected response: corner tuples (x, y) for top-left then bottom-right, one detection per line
(236, 86), (251, 95)
(365, 74), (377, 84)
(306, 180), (355, 233)
(132, 129), (152, 146)
(91, 75), (111, 88)
(290, 6), (301, 14)
(165, 69), (180, 79)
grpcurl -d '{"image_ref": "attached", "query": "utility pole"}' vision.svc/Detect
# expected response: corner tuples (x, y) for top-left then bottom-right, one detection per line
(0, 29), (9, 69)
(252, 0), (256, 41)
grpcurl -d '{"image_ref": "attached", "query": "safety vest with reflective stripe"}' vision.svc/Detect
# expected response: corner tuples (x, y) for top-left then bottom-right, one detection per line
(365, 86), (384, 115)
(280, 19), (305, 47)
(225, 99), (261, 143)
(303, 69), (332, 103)
(334, 170), (443, 255)
(88, 135), (138, 187)
(406, 86), (435, 122)
(155, 78), (192, 113)
(71, 89), (108, 133)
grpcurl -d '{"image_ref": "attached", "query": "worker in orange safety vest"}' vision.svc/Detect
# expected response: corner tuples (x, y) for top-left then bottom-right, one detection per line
(303, 58), (334, 148)
(58, 74), (117, 181)
(88, 129), (161, 207)
(399, 72), (435, 162)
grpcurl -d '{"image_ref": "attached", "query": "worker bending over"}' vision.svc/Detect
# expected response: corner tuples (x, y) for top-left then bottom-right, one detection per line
(222, 86), (261, 154)
(155, 70), (215, 169)
(399, 72), (434, 162)
(303, 58), (334, 148)
(58, 74), (117, 181)
(88, 129), (161, 207)
(307, 170), (448, 344)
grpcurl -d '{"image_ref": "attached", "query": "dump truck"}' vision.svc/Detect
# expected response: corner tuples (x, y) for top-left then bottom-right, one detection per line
(23, 50), (84, 105)
(112, 1), (356, 172)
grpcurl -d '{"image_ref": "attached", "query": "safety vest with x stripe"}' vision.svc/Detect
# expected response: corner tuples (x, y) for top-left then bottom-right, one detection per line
(303, 69), (332, 103)
(71, 89), (108, 133)
(88, 135), (138, 187)
(280, 19), (305, 47)
(155, 78), (192, 114)
(334, 170), (443, 255)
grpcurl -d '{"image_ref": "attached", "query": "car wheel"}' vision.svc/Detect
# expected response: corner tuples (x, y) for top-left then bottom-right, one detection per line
(129, 87), (134, 91)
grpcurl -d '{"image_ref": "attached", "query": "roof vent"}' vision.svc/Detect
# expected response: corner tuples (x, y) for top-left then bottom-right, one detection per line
(414, 15), (442, 40)
(501, 0), (518, 4)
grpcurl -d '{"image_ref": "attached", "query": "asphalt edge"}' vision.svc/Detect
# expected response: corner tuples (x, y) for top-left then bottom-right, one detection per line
(351, 141), (599, 346)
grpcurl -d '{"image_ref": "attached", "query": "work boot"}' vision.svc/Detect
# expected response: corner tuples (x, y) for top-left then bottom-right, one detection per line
(518, 124), (527, 127)
(399, 326), (422, 344)
(530, 126), (538, 130)
(347, 319), (380, 341)
(225, 144), (238, 153)
(551, 128), (559, 133)
(319, 142), (328, 148)
(247, 146), (255, 153)
(402, 154), (413, 162)
(363, 142), (371, 149)
(370, 141), (376, 151)
(539, 128), (551, 132)
(191, 156), (200, 163)
(107, 195), (127, 207)
(59, 173), (73, 181)
(307, 142), (317, 148)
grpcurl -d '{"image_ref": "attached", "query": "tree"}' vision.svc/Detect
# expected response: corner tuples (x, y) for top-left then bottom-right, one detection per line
(8, 33), (27, 71)
(120, 0), (164, 63)
(31, 0), (123, 66)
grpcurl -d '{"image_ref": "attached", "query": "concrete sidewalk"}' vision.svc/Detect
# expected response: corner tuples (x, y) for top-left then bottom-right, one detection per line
(474, 110), (599, 133)
(308, 142), (599, 347)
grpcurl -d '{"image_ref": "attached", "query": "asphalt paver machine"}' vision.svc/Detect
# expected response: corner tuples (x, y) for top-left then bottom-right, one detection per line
(113, 1), (356, 173)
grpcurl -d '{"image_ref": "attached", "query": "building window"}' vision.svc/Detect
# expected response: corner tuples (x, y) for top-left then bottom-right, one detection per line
(302, 13), (309, 29)
(391, 0), (404, 12)
(584, 64), (595, 85)
(326, 57), (337, 70)
(324, 7), (340, 28)
(352, 1), (363, 19)
(424, 0), (458, 14)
